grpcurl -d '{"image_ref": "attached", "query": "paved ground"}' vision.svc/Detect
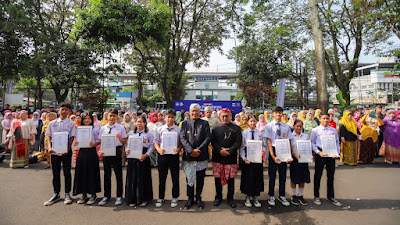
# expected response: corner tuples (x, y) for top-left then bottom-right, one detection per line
(0, 156), (399, 225)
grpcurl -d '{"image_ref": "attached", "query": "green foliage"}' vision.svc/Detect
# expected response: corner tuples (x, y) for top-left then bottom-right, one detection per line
(73, 0), (171, 50)
(335, 91), (356, 113)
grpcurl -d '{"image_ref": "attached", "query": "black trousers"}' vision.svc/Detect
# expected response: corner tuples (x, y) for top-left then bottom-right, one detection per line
(314, 154), (335, 199)
(215, 178), (235, 200)
(268, 148), (287, 197)
(158, 154), (180, 199)
(103, 146), (123, 198)
(377, 132), (384, 156)
(187, 169), (206, 199)
(51, 151), (72, 194)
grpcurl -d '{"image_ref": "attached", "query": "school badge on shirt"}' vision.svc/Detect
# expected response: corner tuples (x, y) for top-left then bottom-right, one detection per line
(143, 139), (147, 143)
(283, 133), (286, 137)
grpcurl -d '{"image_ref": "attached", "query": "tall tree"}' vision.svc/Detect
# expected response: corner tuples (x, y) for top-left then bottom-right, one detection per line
(318, 0), (392, 103)
(74, 0), (235, 108)
(309, 0), (328, 112)
(73, 0), (171, 109)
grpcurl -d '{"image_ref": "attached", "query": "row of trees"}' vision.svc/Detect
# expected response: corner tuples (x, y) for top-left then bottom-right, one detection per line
(1, 0), (399, 110)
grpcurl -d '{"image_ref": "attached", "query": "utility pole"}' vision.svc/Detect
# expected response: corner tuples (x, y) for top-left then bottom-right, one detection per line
(309, 0), (329, 112)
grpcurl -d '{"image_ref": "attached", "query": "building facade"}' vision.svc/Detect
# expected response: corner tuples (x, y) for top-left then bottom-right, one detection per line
(328, 57), (400, 105)
(104, 72), (239, 108)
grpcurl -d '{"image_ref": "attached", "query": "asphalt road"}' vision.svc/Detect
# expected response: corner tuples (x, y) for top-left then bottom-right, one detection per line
(0, 156), (399, 225)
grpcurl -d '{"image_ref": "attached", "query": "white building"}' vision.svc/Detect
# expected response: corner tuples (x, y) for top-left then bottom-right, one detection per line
(329, 57), (400, 105)
(104, 72), (239, 108)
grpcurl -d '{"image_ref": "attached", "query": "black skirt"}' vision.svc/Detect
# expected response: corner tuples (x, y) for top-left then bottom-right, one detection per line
(289, 158), (310, 184)
(73, 147), (101, 195)
(125, 157), (153, 204)
(240, 162), (264, 197)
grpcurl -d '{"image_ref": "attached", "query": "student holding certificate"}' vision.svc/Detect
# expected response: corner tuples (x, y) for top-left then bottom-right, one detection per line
(289, 120), (311, 206)
(125, 115), (154, 207)
(43, 103), (76, 206)
(72, 113), (101, 205)
(239, 115), (266, 208)
(310, 112), (342, 207)
(97, 108), (128, 206)
(154, 109), (182, 208)
(264, 106), (293, 207)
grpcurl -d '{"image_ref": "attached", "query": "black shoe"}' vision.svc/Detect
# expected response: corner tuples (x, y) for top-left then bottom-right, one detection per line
(44, 193), (60, 206)
(291, 195), (300, 206)
(197, 197), (204, 209)
(184, 198), (194, 209)
(228, 199), (236, 208)
(0, 155), (5, 163)
(214, 197), (222, 206)
(298, 196), (308, 206)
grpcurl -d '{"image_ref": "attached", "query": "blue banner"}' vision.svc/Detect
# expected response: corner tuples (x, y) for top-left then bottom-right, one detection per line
(173, 100), (242, 114)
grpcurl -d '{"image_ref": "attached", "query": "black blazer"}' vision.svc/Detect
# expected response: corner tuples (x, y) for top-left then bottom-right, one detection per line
(180, 119), (211, 161)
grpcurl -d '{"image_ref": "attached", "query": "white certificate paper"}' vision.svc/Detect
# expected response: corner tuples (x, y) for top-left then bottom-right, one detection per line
(101, 134), (116, 156)
(161, 132), (178, 154)
(127, 136), (143, 159)
(246, 140), (262, 163)
(275, 139), (292, 162)
(321, 135), (338, 157)
(296, 140), (313, 163)
(52, 131), (69, 154)
(77, 126), (92, 148)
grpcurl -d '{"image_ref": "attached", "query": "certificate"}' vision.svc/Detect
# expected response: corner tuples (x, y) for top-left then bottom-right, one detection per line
(161, 132), (178, 154)
(321, 135), (338, 157)
(275, 139), (292, 162)
(52, 131), (69, 154)
(77, 126), (92, 148)
(101, 134), (116, 156)
(296, 140), (313, 163)
(127, 136), (143, 159)
(246, 140), (262, 163)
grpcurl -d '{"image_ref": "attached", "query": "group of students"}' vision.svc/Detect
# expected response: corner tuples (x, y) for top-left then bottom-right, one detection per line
(41, 102), (344, 210)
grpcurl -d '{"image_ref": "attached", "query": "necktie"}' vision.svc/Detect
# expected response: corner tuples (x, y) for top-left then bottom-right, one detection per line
(139, 132), (142, 136)
(167, 128), (173, 132)
(276, 123), (281, 137)
(251, 131), (255, 140)
(108, 126), (113, 134)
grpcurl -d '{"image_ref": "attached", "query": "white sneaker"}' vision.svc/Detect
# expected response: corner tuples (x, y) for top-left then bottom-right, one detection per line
(278, 196), (290, 206)
(140, 201), (147, 207)
(253, 198), (262, 208)
(98, 197), (109, 206)
(115, 197), (123, 206)
(244, 196), (252, 207)
(171, 198), (179, 208)
(129, 203), (136, 207)
(268, 196), (276, 206)
(155, 199), (164, 208)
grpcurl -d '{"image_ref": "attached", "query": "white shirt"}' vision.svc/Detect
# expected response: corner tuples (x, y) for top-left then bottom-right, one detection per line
(310, 125), (340, 155)
(240, 128), (266, 160)
(128, 130), (154, 156)
(290, 131), (309, 154)
(264, 120), (293, 146)
(100, 122), (127, 146)
(45, 117), (76, 138)
(154, 124), (181, 147)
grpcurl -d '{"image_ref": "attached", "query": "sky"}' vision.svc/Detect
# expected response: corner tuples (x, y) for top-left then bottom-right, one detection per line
(185, 36), (400, 73)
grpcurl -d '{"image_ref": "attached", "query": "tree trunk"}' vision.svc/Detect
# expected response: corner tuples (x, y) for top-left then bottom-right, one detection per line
(51, 82), (70, 104)
(136, 71), (145, 111)
(309, 0), (329, 112)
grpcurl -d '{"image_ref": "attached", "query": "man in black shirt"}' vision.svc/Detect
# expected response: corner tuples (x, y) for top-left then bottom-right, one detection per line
(211, 108), (242, 208)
